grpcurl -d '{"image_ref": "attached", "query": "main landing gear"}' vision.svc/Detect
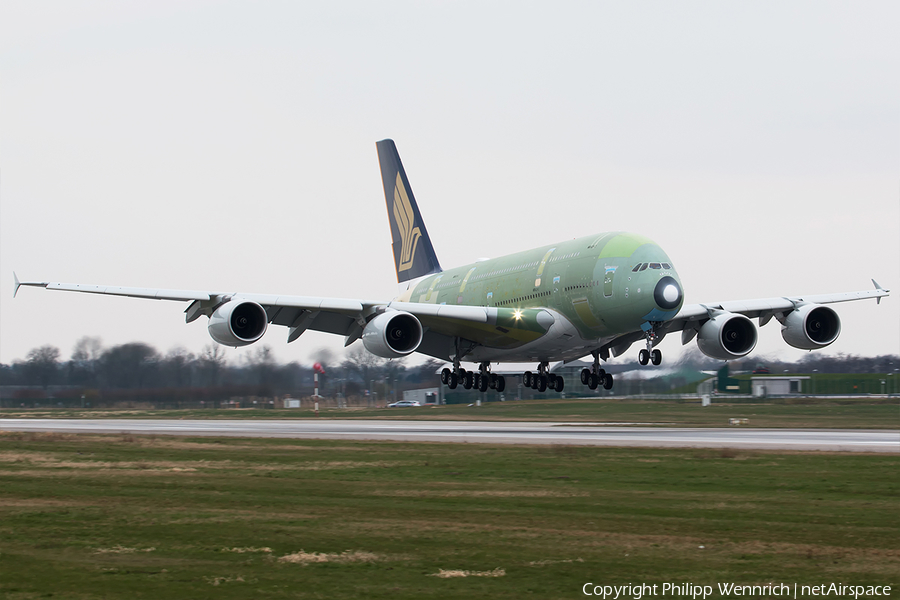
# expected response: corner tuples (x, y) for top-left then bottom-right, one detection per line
(441, 361), (506, 393)
(580, 351), (613, 391)
(523, 362), (564, 393)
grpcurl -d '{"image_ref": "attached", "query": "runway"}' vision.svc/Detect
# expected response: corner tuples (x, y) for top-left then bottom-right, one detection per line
(1, 418), (897, 452)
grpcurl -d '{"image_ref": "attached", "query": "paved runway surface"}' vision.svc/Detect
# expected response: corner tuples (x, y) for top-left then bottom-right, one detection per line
(2, 419), (897, 452)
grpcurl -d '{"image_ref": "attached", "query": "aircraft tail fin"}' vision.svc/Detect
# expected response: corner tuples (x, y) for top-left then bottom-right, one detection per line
(376, 139), (442, 283)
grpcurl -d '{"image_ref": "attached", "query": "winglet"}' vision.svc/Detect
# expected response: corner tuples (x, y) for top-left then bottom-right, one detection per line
(13, 272), (20, 298)
(873, 279), (885, 304)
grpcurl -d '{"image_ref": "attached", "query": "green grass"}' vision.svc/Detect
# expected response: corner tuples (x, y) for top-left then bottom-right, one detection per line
(3, 397), (899, 429)
(0, 432), (898, 599)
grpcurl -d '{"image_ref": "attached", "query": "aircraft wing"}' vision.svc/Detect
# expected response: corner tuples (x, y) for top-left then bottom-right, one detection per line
(12, 274), (539, 351)
(13, 274), (388, 343)
(666, 282), (888, 327)
(651, 281), (889, 348)
(597, 282), (890, 358)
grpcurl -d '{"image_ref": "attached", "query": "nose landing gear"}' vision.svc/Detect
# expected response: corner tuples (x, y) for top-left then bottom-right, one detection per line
(638, 326), (663, 366)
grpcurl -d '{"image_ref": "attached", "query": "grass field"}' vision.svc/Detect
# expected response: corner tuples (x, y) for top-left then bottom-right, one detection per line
(3, 396), (899, 429)
(0, 432), (897, 599)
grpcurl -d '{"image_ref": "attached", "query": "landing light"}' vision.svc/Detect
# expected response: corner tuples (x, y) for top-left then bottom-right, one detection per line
(513, 309), (523, 321)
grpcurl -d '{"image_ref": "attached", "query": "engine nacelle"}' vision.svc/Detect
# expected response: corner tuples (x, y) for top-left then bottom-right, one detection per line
(207, 300), (268, 347)
(362, 311), (423, 358)
(781, 304), (841, 350)
(696, 312), (758, 360)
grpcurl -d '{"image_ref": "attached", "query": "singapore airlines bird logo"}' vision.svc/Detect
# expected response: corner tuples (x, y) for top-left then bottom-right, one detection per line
(393, 173), (421, 272)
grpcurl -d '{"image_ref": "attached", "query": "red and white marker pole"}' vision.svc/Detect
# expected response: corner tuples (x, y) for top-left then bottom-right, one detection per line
(313, 362), (326, 415)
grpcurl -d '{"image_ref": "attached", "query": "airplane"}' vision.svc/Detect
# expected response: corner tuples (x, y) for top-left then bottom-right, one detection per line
(14, 139), (891, 394)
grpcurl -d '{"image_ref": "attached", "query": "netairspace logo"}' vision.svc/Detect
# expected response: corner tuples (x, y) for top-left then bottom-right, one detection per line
(582, 583), (894, 599)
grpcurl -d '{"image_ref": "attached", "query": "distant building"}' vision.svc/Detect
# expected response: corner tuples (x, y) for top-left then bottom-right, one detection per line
(403, 387), (441, 405)
(751, 376), (810, 397)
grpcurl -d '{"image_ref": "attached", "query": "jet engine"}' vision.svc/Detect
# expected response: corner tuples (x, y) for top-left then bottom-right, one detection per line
(781, 304), (841, 350)
(696, 312), (758, 360)
(207, 300), (268, 347)
(362, 311), (423, 358)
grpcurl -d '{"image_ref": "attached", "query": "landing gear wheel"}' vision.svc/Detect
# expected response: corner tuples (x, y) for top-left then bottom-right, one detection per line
(639, 349), (650, 366)
(523, 371), (533, 387)
(448, 373), (458, 389)
(588, 373), (599, 390)
(463, 371), (474, 390)
(555, 377), (565, 393)
(496, 375), (506, 393)
(490, 374), (498, 389)
(478, 374), (489, 393)
(441, 368), (451, 385)
(580, 369), (591, 385)
(603, 373), (614, 390)
(650, 349), (662, 366)
(537, 375), (547, 393)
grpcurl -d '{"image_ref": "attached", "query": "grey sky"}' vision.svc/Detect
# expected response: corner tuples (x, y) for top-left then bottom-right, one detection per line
(1, 1), (898, 367)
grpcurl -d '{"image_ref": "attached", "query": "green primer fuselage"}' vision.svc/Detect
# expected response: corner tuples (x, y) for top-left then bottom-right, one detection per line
(401, 232), (683, 353)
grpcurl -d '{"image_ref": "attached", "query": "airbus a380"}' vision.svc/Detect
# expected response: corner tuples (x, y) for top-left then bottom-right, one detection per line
(14, 140), (890, 394)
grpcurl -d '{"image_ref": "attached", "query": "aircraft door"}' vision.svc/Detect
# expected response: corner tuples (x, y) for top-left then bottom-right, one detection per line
(603, 267), (616, 298)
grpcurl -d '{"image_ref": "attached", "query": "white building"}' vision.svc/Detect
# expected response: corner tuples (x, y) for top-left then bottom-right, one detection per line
(751, 376), (810, 397)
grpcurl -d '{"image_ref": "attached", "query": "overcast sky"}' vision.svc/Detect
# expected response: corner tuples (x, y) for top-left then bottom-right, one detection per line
(1, 1), (898, 368)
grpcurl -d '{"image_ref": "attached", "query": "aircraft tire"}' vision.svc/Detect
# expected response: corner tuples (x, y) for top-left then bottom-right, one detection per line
(603, 373), (614, 390)
(588, 373), (599, 390)
(478, 375), (489, 393)
(537, 375), (547, 393)
(580, 369), (590, 385)
(463, 372), (474, 390)
(639, 349), (650, 365)
(448, 373), (458, 389)
(556, 377), (565, 393)
(651, 349), (662, 366)
(496, 376), (506, 393)
(441, 368), (451, 385)
(523, 371), (532, 387)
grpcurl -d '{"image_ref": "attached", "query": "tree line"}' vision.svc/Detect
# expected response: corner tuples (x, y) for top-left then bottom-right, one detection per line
(1, 337), (896, 406)
(0, 337), (444, 406)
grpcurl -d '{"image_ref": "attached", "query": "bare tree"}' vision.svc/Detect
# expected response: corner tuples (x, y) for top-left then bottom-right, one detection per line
(70, 337), (103, 386)
(99, 343), (159, 388)
(25, 345), (61, 389)
(199, 343), (228, 386)
(245, 345), (275, 385)
(341, 343), (387, 393)
(162, 346), (195, 387)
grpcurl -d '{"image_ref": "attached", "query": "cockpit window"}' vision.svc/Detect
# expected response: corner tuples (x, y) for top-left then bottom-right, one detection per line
(662, 263), (671, 269)
(632, 264), (641, 272)
(638, 263), (648, 271)
(650, 263), (661, 269)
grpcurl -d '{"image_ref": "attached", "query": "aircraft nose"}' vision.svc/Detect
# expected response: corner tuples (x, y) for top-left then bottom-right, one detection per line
(654, 276), (683, 310)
